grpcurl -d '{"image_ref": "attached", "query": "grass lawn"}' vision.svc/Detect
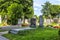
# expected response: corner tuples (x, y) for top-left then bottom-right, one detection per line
(3, 27), (60, 40)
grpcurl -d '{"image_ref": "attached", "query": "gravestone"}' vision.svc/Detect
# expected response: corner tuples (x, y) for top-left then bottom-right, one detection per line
(46, 19), (51, 25)
(39, 15), (44, 27)
(18, 19), (22, 27)
(30, 18), (36, 28)
(25, 19), (29, 24)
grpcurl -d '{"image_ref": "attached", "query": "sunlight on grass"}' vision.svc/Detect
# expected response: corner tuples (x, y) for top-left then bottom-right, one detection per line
(3, 28), (59, 40)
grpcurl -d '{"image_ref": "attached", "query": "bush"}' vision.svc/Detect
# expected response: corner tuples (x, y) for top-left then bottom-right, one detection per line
(46, 25), (53, 27)
(50, 22), (59, 27)
(53, 26), (60, 28)
(0, 22), (8, 26)
(22, 23), (29, 27)
(7, 18), (18, 25)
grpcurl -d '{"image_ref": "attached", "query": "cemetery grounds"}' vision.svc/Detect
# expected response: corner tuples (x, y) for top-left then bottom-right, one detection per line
(1, 17), (60, 40)
(3, 27), (59, 40)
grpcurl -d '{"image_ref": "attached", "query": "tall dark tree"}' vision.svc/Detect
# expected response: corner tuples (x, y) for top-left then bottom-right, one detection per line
(41, 1), (52, 19)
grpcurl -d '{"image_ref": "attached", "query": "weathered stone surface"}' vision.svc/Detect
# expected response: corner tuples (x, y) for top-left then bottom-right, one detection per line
(30, 18), (36, 28)
(9, 27), (36, 34)
(18, 19), (22, 27)
(39, 15), (44, 27)
(0, 25), (21, 30)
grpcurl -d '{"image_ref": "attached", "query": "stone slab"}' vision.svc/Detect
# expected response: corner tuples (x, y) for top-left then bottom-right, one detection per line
(9, 27), (36, 34)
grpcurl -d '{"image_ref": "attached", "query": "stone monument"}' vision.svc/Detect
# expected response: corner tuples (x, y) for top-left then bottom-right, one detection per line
(18, 19), (22, 27)
(30, 18), (36, 28)
(39, 15), (44, 27)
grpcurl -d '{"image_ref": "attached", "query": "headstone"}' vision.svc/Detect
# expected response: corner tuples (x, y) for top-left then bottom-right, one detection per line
(0, 15), (2, 24)
(46, 19), (51, 25)
(18, 19), (22, 27)
(39, 15), (44, 27)
(30, 18), (36, 28)
(58, 18), (60, 23)
(25, 19), (29, 24)
(53, 18), (58, 23)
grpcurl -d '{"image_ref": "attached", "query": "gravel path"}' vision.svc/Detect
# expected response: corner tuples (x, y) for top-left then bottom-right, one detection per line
(0, 31), (9, 40)
(0, 26), (30, 40)
(0, 36), (9, 40)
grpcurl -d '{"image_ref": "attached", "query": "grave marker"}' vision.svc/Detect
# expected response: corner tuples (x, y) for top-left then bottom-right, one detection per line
(30, 18), (36, 28)
(39, 15), (44, 27)
(18, 19), (22, 27)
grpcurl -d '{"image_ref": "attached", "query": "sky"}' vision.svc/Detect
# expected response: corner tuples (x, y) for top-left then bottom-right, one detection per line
(33, 0), (60, 16)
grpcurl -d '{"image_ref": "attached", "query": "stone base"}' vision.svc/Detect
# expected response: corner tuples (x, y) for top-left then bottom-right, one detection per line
(9, 27), (36, 34)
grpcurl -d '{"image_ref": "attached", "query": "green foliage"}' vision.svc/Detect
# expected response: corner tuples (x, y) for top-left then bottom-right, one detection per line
(7, 3), (23, 19)
(41, 1), (51, 18)
(22, 23), (29, 27)
(0, 0), (34, 25)
(3, 28), (59, 40)
(24, 6), (34, 19)
(50, 5), (60, 18)
(42, 1), (60, 18)
(7, 3), (23, 25)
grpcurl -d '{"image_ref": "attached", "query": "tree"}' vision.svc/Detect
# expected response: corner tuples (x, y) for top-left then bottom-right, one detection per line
(41, 1), (60, 18)
(50, 5), (60, 18)
(0, 0), (34, 25)
(22, 0), (34, 19)
(41, 1), (52, 19)
(7, 3), (23, 25)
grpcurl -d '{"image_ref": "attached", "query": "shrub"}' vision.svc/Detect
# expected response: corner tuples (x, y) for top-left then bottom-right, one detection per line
(7, 18), (18, 25)
(46, 25), (53, 27)
(50, 22), (59, 27)
(53, 26), (60, 28)
(0, 22), (8, 26)
(22, 23), (29, 27)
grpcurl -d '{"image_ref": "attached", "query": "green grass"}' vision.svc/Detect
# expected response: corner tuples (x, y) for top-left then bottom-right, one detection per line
(0, 30), (7, 32)
(3, 28), (60, 40)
